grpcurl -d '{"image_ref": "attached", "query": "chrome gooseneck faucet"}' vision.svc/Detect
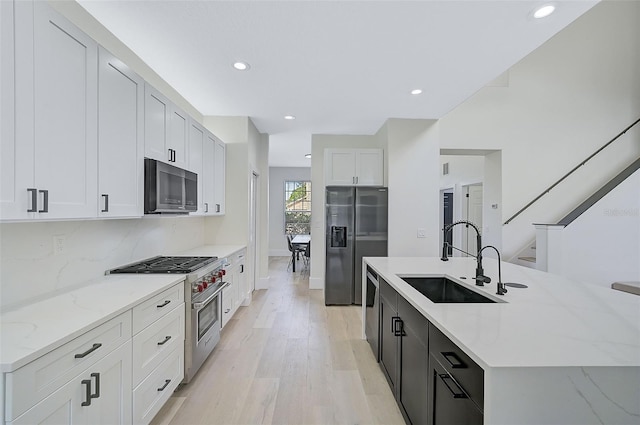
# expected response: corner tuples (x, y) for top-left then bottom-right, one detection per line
(478, 245), (507, 296)
(441, 220), (488, 286)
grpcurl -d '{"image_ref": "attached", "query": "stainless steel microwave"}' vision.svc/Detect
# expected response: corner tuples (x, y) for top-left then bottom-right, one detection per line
(144, 158), (197, 214)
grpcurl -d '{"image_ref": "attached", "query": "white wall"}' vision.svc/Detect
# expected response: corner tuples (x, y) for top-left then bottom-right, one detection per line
(439, 1), (640, 260)
(440, 155), (484, 190)
(269, 167), (311, 256)
(386, 119), (440, 257)
(203, 116), (271, 289)
(557, 170), (640, 287)
(0, 216), (206, 310)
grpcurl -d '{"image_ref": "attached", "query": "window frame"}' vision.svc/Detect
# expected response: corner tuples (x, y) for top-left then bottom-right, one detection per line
(284, 180), (311, 235)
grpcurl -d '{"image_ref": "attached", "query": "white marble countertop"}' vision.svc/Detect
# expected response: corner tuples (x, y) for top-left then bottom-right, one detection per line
(0, 274), (185, 373)
(364, 256), (640, 369)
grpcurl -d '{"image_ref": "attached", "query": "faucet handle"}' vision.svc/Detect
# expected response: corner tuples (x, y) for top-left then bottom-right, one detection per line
(474, 275), (491, 286)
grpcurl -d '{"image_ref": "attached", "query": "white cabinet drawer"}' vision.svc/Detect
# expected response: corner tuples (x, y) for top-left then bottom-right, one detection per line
(132, 304), (184, 387)
(132, 283), (184, 335)
(133, 346), (183, 425)
(5, 311), (132, 421)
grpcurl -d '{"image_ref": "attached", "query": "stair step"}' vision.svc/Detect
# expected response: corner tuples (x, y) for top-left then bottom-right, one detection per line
(518, 256), (536, 263)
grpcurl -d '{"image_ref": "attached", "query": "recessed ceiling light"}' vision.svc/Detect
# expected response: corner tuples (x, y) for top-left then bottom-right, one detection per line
(305, 154), (311, 159)
(533, 4), (555, 19)
(410, 89), (423, 95)
(233, 61), (250, 71)
(284, 115), (296, 120)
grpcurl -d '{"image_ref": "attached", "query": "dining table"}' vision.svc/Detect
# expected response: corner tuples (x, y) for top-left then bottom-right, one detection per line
(291, 234), (311, 272)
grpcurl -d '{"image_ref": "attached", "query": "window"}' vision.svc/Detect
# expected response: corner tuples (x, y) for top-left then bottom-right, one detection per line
(285, 181), (311, 235)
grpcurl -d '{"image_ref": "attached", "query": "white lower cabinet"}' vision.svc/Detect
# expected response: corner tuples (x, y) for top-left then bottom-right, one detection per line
(132, 346), (183, 425)
(131, 287), (185, 425)
(3, 282), (185, 425)
(9, 341), (132, 425)
(221, 249), (248, 328)
(221, 283), (235, 329)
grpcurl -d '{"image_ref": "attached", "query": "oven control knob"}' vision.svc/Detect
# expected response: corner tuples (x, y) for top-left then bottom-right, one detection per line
(197, 284), (204, 292)
(202, 281), (208, 289)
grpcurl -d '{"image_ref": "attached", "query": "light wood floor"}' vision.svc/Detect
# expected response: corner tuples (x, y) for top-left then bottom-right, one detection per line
(150, 256), (405, 425)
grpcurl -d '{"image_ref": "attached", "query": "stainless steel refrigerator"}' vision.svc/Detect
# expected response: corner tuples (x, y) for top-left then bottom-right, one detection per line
(325, 186), (388, 305)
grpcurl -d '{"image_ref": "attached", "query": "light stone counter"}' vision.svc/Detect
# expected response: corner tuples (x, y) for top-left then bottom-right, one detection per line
(0, 274), (185, 373)
(363, 256), (640, 425)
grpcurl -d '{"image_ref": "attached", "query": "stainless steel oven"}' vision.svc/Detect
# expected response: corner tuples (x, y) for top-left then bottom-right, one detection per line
(108, 255), (228, 384)
(187, 277), (226, 383)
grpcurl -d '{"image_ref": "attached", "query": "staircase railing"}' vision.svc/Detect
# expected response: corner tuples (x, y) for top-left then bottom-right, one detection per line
(503, 118), (640, 225)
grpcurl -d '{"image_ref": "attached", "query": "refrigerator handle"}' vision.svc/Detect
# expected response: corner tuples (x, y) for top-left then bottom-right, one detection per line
(330, 226), (347, 248)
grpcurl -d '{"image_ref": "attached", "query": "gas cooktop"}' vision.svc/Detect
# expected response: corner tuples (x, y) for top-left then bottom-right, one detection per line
(109, 256), (218, 274)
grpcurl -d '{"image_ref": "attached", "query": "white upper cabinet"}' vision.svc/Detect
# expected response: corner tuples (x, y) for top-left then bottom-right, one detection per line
(0, 0), (16, 219)
(144, 84), (169, 163)
(144, 83), (188, 168)
(2, 1), (98, 220)
(324, 148), (384, 186)
(169, 105), (188, 169)
(188, 122), (225, 216)
(202, 131), (215, 215)
(188, 119), (205, 214)
(213, 137), (226, 214)
(98, 47), (144, 218)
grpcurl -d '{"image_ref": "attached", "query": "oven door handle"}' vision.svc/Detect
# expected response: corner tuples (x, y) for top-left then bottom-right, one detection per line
(192, 282), (228, 310)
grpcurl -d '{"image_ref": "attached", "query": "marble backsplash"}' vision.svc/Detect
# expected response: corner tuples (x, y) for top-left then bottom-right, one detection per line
(0, 216), (207, 310)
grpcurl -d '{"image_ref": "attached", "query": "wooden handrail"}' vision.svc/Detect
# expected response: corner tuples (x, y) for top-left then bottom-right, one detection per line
(504, 117), (640, 225)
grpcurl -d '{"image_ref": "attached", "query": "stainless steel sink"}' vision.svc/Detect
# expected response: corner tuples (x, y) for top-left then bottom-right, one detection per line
(401, 277), (496, 303)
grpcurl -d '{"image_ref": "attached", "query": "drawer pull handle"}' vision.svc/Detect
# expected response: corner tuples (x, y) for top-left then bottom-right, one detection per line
(442, 351), (466, 369)
(157, 379), (171, 392)
(157, 300), (171, 308)
(158, 335), (172, 346)
(224, 308), (230, 314)
(81, 379), (92, 406)
(90, 373), (100, 399)
(439, 373), (468, 399)
(75, 343), (102, 359)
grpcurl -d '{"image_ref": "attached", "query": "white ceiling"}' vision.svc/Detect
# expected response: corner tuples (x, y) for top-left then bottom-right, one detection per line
(77, 0), (597, 167)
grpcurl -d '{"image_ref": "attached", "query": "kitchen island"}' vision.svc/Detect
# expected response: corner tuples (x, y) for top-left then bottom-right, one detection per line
(362, 256), (640, 425)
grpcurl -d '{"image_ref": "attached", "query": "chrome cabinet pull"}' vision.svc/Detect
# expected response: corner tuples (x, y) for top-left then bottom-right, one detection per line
(74, 343), (102, 359)
(27, 188), (37, 212)
(204, 202), (209, 213)
(38, 190), (48, 213)
(216, 203), (220, 213)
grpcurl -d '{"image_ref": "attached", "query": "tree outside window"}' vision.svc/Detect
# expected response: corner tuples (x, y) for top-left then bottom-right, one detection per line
(285, 181), (311, 235)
